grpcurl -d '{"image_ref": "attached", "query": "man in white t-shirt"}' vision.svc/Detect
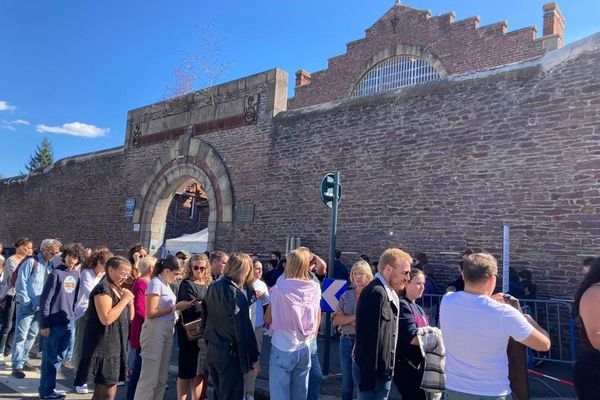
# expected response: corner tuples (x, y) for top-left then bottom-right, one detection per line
(440, 253), (551, 400)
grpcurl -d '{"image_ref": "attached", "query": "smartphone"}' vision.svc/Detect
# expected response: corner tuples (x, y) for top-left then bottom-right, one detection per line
(190, 298), (202, 304)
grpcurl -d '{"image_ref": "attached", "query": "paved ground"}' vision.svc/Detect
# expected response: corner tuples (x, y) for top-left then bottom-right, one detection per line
(0, 336), (577, 399)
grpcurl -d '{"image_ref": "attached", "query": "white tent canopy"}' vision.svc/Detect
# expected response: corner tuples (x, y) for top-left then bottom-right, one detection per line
(165, 228), (209, 255)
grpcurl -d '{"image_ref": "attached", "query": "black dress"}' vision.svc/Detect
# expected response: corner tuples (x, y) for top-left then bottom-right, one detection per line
(575, 319), (600, 400)
(176, 279), (208, 379)
(74, 278), (129, 386)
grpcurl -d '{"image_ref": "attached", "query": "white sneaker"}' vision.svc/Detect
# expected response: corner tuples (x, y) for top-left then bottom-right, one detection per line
(75, 385), (88, 394)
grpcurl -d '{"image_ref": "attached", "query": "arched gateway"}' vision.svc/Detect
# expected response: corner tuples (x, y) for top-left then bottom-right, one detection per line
(132, 136), (233, 253)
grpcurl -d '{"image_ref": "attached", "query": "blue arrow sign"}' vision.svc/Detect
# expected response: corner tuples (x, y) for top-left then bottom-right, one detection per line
(320, 278), (349, 312)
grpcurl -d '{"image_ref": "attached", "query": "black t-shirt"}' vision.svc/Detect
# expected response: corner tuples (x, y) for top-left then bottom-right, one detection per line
(446, 276), (464, 292)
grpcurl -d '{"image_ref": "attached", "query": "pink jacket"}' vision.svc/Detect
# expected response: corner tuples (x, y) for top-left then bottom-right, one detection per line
(270, 277), (321, 340)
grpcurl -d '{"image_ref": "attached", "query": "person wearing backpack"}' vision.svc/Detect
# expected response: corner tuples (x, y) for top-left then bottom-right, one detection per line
(0, 237), (33, 366)
(11, 238), (61, 379)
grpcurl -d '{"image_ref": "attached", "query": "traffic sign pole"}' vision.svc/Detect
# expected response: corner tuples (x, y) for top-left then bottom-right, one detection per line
(323, 170), (340, 376)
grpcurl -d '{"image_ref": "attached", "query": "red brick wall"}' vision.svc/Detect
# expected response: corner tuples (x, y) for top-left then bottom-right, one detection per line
(1, 44), (599, 300)
(289, 4), (548, 109)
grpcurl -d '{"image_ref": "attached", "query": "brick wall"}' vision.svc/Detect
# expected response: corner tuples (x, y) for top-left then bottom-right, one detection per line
(289, 3), (550, 109)
(0, 38), (599, 300)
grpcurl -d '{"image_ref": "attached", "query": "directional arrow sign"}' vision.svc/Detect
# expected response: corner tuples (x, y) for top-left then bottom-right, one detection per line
(320, 278), (349, 313)
(320, 173), (342, 208)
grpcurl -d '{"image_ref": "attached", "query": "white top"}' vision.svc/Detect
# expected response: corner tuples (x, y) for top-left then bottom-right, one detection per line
(74, 269), (103, 319)
(374, 272), (400, 305)
(251, 279), (270, 328)
(146, 276), (177, 321)
(440, 291), (533, 396)
(0, 257), (19, 297)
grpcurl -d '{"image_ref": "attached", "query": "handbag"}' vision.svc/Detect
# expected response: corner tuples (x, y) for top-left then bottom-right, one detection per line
(179, 309), (204, 341)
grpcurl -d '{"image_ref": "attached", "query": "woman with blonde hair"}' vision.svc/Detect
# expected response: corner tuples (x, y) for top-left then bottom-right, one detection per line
(269, 247), (322, 400)
(176, 253), (212, 400)
(203, 253), (259, 400)
(333, 260), (373, 400)
(243, 260), (270, 400)
(126, 255), (157, 400)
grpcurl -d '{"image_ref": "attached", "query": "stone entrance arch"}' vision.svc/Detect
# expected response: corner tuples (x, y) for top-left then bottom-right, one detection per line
(133, 136), (233, 253)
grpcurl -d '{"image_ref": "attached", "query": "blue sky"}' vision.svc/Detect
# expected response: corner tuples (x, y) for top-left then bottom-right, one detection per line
(1, 1), (598, 178)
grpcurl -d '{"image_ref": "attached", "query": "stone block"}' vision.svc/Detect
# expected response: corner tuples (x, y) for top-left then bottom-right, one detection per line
(190, 106), (216, 126)
(215, 98), (244, 120)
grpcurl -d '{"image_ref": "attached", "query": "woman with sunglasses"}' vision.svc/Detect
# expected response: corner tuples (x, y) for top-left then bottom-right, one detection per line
(134, 255), (193, 400)
(127, 244), (147, 285)
(176, 253), (212, 400)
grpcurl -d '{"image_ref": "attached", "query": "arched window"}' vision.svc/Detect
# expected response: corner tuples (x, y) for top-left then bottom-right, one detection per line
(351, 56), (441, 97)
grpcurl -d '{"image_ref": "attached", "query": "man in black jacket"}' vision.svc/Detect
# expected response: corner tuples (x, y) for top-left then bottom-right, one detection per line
(353, 248), (412, 399)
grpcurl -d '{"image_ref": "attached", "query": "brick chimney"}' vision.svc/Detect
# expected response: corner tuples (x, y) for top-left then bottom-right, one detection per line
(295, 70), (311, 88)
(542, 3), (565, 49)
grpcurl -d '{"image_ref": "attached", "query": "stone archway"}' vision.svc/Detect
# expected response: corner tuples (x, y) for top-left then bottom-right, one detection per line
(132, 136), (233, 253)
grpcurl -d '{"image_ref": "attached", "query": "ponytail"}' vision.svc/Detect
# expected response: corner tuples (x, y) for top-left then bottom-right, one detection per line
(152, 255), (180, 278)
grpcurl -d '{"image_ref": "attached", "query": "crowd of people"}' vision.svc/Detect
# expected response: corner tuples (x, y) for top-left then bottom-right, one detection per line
(0, 238), (598, 400)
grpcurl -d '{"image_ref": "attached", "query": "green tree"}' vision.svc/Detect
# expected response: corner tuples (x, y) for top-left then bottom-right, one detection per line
(26, 137), (54, 172)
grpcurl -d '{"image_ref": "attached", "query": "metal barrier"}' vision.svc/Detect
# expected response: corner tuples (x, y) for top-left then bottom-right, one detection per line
(419, 294), (576, 364)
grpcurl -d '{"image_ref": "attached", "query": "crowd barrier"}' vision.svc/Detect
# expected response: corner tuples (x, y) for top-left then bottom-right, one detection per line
(420, 294), (576, 364)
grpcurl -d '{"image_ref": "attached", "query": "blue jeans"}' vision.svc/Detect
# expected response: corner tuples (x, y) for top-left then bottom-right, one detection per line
(269, 344), (311, 400)
(352, 360), (392, 400)
(39, 324), (72, 396)
(11, 303), (39, 370)
(307, 337), (322, 400)
(339, 336), (356, 400)
(65, 319), (75, 359)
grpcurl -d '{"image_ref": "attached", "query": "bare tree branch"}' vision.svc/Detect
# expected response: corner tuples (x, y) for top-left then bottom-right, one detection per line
(163, 21), (232, 105)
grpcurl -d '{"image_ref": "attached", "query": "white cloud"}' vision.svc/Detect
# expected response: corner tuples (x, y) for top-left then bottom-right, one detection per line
(0, 101), (16, 112)
(36, 122), (109, 138)
(2, 119), (30, 131)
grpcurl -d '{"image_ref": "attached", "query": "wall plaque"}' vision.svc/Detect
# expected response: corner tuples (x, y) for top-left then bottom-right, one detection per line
(235, 204), (255, 223)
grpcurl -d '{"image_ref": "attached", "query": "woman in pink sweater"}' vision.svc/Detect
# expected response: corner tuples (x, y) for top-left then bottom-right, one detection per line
(126, 256), (156, 400)
(269, 247), (322, 400)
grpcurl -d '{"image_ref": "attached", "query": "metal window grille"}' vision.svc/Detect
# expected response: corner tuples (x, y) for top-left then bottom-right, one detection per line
(352, 56), (440, 97)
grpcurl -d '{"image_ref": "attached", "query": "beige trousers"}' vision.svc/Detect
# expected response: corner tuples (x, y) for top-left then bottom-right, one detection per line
(134, 318), (174, 400)
(243, 326), (264, 396)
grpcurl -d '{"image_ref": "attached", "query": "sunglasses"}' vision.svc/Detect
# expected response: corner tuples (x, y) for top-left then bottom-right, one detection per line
(192, 265), (206, 271)
(177, 256), (188, 260)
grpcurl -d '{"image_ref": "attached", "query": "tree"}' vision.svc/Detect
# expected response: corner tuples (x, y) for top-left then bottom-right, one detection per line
(26, 137), (54, 172)
(163, 22), (232, 105)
